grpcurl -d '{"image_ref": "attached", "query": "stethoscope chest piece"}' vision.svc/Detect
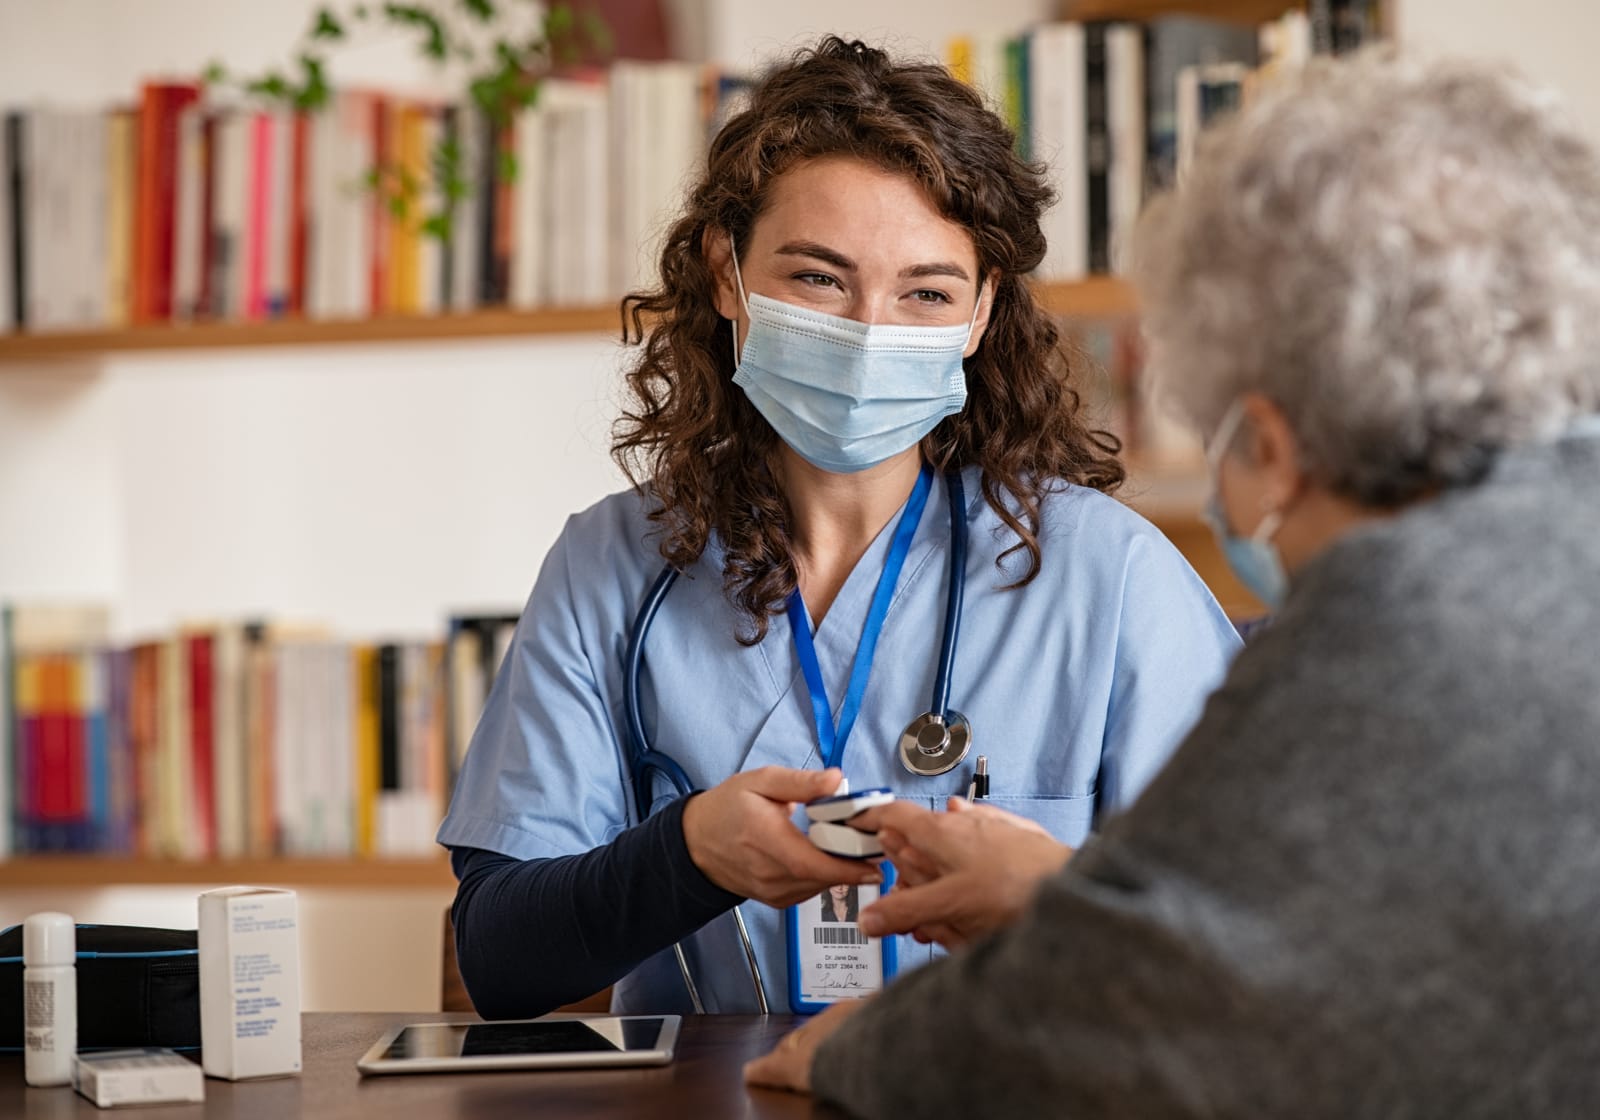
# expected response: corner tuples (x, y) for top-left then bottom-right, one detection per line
(898, 710), (973, 777)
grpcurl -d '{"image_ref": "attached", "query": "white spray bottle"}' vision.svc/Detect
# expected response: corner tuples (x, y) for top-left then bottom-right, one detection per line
(23, 912), (76, 1087)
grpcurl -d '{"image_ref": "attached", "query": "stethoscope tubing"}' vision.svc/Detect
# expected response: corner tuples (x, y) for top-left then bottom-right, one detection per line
(931, 467), (966, 719)
(624, 564), (692, 820)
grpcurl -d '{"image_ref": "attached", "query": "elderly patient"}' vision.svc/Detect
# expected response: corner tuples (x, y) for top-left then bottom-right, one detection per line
(746, 48), (1600, 1117)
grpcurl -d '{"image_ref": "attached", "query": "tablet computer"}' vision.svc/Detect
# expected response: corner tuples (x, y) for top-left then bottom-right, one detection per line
(355, 1016), (681, 1076)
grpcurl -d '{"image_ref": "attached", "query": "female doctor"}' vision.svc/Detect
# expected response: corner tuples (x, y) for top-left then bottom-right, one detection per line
(438, 36), (1240, 1018)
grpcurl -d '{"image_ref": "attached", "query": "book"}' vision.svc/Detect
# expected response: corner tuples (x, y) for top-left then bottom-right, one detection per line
(10, 605), (109, 852)
(443, 104), (481, 314)
(105, 110), (137, 326)
(0, 606), (10, 855)
(445, 614), (519, 778)
(0, 119), (9, 334)
(103, 648), (135, 854)
(264, 109), (293, 317)
(1085, 24), (1111, 274)
(2, 112), (20, 330)
(132, 83), (201, 323)
(510, 98), (548, 310)
(1144, 17), (1258, 193)
(1029, 23), (1087, 282)
(1106, 25), (1145, 274)
(211, 624), (249, 860)
(287, 112), (310, 316)
(156, 635), (193, 857)
(208, 109), (249, 321)
(171, 104), (205, 321)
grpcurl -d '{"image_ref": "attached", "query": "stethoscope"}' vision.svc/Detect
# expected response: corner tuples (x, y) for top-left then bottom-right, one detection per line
(621, 466), (973, 1011)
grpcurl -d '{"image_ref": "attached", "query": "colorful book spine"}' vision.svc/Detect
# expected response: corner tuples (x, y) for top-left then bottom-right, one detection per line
(6, 112), (27, 329)
(22, 655), (89, 851)
(287, 112), (309, 317)
(244, 112), (272, 321)
(83, 650), (110, 850)
(353, 644), (379, 856)
(369, 96), (390, 315)
(132, 83), (200, 323)
(187, 633), (217, 858)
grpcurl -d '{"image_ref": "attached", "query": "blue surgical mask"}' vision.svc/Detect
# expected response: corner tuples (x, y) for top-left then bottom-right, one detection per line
(1203, 399), (1290, 609)
(728, 244), (979, 474)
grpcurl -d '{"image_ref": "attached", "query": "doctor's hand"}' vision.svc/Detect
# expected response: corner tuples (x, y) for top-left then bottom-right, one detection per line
(851, 798), (1071, 950)
(743, 997), (866, 1095)
(682, 766), (882, 908)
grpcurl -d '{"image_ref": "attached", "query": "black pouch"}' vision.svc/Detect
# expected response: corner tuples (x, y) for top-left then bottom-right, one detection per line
(0, 923), (200, 1050)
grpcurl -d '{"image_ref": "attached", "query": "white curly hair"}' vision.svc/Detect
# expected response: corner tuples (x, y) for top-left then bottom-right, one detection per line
(1131, 47), (1600, 504)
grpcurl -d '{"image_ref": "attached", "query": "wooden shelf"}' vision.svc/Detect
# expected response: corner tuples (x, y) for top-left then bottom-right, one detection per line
(1041, 276), (1138, 319)
(0, 305), (624, 363)
(0, 855), (455, 889)
(0, 278), (1136, 364)
(1062, 0), (1300, 23)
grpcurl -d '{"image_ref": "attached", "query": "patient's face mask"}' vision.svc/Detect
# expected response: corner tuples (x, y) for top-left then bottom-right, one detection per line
(1203, 399), (1289, 609)
(727, 242), (980, 474)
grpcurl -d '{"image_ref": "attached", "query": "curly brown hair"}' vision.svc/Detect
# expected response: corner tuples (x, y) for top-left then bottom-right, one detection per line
(614, 36), (1124, 643)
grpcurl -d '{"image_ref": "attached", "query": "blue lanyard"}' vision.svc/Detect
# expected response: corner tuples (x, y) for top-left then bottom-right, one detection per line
(785, 463), (934, 771)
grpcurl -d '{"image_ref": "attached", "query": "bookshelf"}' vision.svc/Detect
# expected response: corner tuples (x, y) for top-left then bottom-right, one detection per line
(0, 278), (1138, 365)
(0, 855), (453, 889)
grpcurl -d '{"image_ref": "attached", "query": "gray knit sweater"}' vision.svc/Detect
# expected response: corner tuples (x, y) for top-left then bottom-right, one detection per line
(812, 431), (1600, 1118)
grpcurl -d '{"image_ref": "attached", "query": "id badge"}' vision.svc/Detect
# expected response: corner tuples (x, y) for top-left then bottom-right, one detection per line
(785, 862), (898, 1013)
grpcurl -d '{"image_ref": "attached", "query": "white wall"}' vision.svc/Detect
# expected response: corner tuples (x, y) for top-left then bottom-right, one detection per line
(1395, 0), (1600, 142)
(0, 338), (627, 641)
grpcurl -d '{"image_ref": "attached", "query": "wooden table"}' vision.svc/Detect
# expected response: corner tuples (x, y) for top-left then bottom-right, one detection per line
(0, 1012), (838, 1118)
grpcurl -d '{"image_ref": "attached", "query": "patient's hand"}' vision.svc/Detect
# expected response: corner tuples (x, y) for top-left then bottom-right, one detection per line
(851, 798), (1072, 949)
(743, 998), (865, 1094)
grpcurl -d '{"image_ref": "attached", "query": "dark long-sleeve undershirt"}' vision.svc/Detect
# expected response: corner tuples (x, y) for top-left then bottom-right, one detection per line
(448, 795), (743, 1018)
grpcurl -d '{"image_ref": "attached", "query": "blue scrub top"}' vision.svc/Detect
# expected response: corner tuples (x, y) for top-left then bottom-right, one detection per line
(437, 466), (1241, 1012)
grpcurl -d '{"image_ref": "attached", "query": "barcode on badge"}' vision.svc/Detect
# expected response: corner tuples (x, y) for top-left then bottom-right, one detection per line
(813, 927), (869, 946)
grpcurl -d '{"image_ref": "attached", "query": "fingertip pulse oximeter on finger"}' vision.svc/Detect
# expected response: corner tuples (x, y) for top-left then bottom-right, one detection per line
(803, 787), (895, 823)
(803, 787), (894, 857)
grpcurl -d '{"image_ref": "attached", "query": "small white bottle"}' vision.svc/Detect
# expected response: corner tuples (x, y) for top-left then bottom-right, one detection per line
(23, 911), (76, 1088)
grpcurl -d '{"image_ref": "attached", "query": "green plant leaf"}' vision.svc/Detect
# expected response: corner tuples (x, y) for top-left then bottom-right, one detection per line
(460, 0), (494, 21)
(311, 7), (346, 39)
(497, 147), (518, 183)
(246, 72), (292, 101)
(469, 76), (499, 114)
(295, 53), (332, 110)
(432, 135), (461, 170)
(384, 3), (451, 60)
(421, 212), (452, 240)
(202, 61), (228, 85)
(388, 192), (410, 220)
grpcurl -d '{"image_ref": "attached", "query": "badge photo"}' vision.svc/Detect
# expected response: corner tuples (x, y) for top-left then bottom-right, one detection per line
(785, 863), (898, 1013)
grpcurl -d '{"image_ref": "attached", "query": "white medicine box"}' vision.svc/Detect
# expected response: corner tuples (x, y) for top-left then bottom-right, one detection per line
(197, 886), (303, 1080)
